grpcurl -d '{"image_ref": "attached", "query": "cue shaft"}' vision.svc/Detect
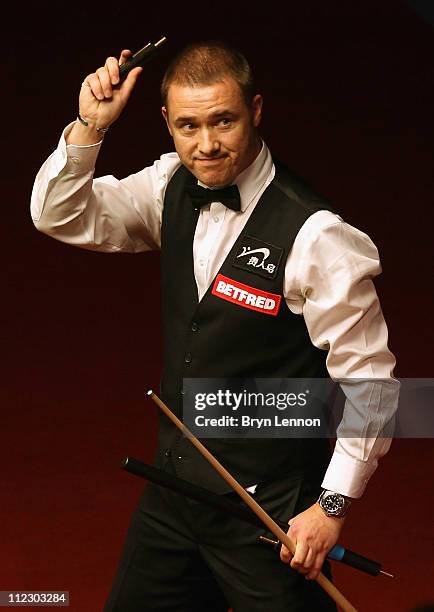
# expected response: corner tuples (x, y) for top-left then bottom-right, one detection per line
(147, 390), (358, 612)
(122, 457), (391, 578)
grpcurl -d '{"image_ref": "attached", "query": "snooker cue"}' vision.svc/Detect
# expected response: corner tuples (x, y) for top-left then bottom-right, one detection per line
(121, 457), (392, 577)
(147, 389), (358, 612)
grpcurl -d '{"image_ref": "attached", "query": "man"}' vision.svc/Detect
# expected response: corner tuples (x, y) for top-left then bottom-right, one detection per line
(31, 41), (398, 611)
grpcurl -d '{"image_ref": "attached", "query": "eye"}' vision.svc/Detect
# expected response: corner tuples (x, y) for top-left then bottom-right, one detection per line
(218, 118), (232, 128)
(180, 123), (197, 134)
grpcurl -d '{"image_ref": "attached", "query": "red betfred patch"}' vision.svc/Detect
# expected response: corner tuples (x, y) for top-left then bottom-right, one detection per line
(211, 273), (281, 316)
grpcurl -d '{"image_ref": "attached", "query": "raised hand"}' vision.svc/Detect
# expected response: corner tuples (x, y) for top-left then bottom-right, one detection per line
(67, 50), (143, 144)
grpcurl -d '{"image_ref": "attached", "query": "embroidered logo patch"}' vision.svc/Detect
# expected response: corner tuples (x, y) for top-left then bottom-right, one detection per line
(212, 274), (281, 316)
(232, 235), (284, 280)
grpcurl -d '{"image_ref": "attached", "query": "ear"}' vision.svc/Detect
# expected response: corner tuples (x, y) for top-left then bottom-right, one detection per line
(251, 95), (263, 128)
(161, 106), (173, 136)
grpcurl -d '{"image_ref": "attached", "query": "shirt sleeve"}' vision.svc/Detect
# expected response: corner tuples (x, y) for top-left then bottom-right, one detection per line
(284, 210), (399, 498)
(30, 122), (181, 253)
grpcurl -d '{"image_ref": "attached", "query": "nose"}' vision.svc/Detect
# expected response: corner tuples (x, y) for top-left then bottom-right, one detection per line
(197, 128), (220, 157)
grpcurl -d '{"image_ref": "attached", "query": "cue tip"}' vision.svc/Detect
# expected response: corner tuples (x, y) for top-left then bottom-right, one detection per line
(146, 389), (154, 397)
(155, 37), (167, 48)
(259, 535), (279, 548)
(380, 570), (394, 578)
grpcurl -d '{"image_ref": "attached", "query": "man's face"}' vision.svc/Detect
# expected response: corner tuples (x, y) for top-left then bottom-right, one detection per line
(162, 78), (263, 187)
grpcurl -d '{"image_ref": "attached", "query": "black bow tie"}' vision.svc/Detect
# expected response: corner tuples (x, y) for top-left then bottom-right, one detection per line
(187, 183), (241, 212)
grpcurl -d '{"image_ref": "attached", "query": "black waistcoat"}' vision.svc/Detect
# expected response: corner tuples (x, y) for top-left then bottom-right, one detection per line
(157, 159), (335, 493)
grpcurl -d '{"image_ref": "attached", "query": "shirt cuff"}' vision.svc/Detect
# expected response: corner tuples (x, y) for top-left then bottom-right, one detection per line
(60, 122), (103, 175)
(321, 449), (378, 498)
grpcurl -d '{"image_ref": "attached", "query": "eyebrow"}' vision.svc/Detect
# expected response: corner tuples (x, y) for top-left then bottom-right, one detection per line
(174, 110), (237, 126)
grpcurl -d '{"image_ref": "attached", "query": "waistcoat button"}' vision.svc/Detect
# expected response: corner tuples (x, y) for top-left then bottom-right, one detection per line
(185, 353), (192, 363)
(191, 322), (199, 332)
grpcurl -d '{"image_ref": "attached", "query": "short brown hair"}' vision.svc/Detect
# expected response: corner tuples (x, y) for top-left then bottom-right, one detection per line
(161, 41), (255, 106)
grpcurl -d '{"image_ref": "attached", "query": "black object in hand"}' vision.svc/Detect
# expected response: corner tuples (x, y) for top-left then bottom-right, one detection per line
(119, 36), (167, 83)
(121, 457), (394, 578)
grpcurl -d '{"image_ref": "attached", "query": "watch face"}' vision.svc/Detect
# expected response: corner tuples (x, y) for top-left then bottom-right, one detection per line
(322, 493), (345, 514)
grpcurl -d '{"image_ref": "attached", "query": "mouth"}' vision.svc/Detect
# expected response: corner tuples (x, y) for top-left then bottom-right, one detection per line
(195, 157), (226, 165)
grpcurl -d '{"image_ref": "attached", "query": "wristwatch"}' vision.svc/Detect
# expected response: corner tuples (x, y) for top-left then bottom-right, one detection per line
(317, 489), (351, 518)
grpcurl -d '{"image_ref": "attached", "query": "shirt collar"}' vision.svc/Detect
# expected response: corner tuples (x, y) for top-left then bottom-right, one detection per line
(197, 141), (274, 212)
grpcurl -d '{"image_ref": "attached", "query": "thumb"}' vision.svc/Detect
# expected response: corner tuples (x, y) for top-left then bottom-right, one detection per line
(280, 542), (292, 563)
(121, 66), (143, 98)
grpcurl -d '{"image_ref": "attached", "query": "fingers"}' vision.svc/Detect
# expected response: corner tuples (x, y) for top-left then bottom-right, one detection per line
(82, 68), (113, 101)
(280, 542), (292, 564)
(305, 552), (326, 581)
(83, 72), (105, 101)
(96, 64), (114, 98)
(280, 531), (325, 579)
(290, 541), (309, 573)
(82, 50), (135, 101)
(118, 49), (132, 66)
(287, 543), (325, 578)
(105, 56), (121, 86)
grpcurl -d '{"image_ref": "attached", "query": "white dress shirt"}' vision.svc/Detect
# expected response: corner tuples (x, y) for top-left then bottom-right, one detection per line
(31, 123), (399, 498)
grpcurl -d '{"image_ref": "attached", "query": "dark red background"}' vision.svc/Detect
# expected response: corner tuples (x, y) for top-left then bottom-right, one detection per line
(3, 1), (434, 610)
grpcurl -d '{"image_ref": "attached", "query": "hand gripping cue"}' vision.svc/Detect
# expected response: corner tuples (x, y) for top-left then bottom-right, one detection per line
(146, 390), (358, 612)
(121, 457), (393, 578)
(118, 37), (167, 84)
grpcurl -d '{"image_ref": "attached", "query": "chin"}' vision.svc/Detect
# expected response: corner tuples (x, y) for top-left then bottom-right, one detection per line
(199, 169), (235, 188)
(187, 158), (235, 187)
